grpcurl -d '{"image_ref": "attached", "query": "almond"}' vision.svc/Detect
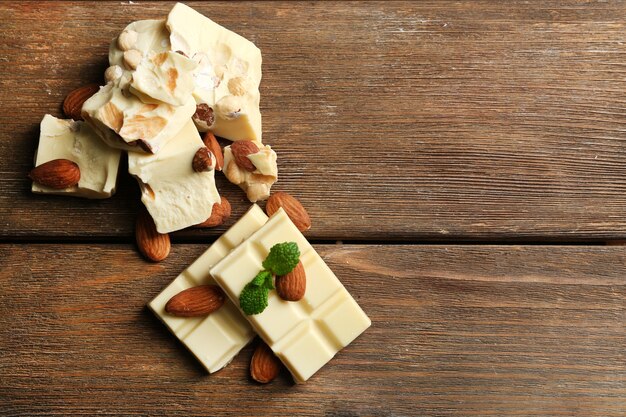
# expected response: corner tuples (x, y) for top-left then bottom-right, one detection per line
(231, 141), (259, 172)
(276, 261), (306, 301)
(203, 131), (224, 171)
(119, 114), (167, 140)
(28, 159), (80, 189)
(135, 208), (170, 262)
(250, 340), (281, 384)
(192, 147), (215, 173)
(165, 285), (226, 317)
(266, 192), (312, 232)
(63, 84), (99, 120)
(97, 101), (124, 132)
(195, 196), (231, 228)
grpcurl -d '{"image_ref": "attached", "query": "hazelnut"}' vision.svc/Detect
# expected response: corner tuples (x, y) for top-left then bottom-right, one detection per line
(117, 29), (138, 51)
(246, 183), (271, 203)
(225, 159), (244, 185)
(192, 147), (216, 173)
(123, 49), (142, 70)
(104, 65), (123, 83)
(192, 103), (215, 130)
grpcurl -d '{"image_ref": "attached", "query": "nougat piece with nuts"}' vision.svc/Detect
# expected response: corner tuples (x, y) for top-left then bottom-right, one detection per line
(128, 120), (220, 233)
(108, 19), (198, 107)
(223, 141), (277, 202)
(84, 19), (197, 154)
(108, 7), (263, 143)
(32, 114), (121, 199)
(167, 3), (263, 142)
(82, 80), (196, 154)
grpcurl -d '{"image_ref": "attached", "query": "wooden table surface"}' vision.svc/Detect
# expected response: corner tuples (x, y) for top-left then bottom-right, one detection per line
(1, 1), (625, 416)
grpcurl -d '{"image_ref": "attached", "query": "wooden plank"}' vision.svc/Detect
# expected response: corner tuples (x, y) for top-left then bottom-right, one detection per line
(2, 1), (626, 241)
(1, 244), (625, 416)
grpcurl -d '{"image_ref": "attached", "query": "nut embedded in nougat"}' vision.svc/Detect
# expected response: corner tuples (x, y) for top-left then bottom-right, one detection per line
(223, 142), (277, 202)
(192, 103), (215, 131)
(104, 65), (124, 83)
(117, 29), (139, 51)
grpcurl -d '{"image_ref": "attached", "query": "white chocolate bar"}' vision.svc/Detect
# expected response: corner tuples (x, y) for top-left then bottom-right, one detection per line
(210, 209), (371, 382)
(128, 120), (220, 233)
(223, 142), (278, 202)
(103, 4), (263, 148)
(148, 205), (268, 373)
(32, 114), (121, 199)
(167, 3), (263, 141)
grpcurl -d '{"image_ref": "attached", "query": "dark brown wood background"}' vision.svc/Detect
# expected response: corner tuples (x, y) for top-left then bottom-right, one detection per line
(1, 1), (625, 416)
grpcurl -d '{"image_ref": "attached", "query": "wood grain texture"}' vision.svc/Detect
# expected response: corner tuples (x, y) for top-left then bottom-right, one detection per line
(1, 244), (625, 416)
(1, 1), (626, 241)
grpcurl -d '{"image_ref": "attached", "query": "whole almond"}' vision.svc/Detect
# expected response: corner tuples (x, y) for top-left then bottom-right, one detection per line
(165, 285), (226, 317)
(135, 208), (170, 262)
(203, 131), (224, 171)
(250, 341), (281, 384)
(266, 192), (312, 232)
(195, 196), (231, 228)
(276, 261), (306, 301)
(63, 84), (99, 120)
(231, 141), (259, 172)
(192, 147), (215, 172)
(29, 159), (80, 189)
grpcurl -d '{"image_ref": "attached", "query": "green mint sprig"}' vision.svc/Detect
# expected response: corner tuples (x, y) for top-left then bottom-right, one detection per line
(239, 271), (273, 315)
(240, 242), (300, 315)
(262, 241), (301, 275)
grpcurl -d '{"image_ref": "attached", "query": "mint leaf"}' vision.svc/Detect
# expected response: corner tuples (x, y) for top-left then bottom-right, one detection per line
(251, 270), (273, 288)
(262, 242), (300, 276)
(240, 270), (274, 315)
(240, 282), (270, 315)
